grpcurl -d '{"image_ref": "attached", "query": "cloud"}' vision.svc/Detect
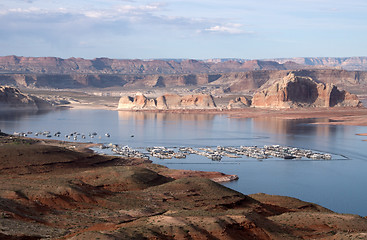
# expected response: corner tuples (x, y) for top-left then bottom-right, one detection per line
(203, 23), (248, 34)
(82, 2), (164, 19)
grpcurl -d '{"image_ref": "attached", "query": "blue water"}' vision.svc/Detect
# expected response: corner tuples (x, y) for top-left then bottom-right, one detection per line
(0, 109), (366, 216)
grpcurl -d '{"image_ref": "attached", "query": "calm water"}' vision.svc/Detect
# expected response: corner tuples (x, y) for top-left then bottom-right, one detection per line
(1, 109), (367, 216)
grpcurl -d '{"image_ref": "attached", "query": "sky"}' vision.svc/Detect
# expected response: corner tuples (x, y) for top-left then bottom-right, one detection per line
(0, 0), (366, 59)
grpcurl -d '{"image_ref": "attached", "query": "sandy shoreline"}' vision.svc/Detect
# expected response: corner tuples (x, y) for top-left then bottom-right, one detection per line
(25, 88), (367, 127)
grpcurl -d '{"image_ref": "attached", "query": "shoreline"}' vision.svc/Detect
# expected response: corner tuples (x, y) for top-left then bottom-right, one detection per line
(24, 87), (367, 127)
(21, 136), (240, 183)
(117, 106), (367, 126)
(64, 101), (367, 127)
(1, 114), (367, 238)
(1, 134), (367, 239)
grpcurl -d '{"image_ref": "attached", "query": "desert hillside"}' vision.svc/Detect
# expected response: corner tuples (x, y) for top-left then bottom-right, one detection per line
(0, 134), (367, 239)
(0, 85), (54, 111)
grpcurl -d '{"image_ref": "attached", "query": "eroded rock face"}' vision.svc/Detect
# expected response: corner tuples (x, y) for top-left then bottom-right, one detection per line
(0, 86), (53, 111)
(118, 93), (156, 110)
(118, 93), (217, 110)
(227, 97), (251, 109)
(117, 96), (135, 109)
(252, 73), (362, 108)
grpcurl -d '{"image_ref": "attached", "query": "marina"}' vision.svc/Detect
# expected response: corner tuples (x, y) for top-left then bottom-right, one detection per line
(101, 144), (336, 161)
(1, 109), (367, 216)
(10, 130), (338, 161)
(13, 130), (111, 141)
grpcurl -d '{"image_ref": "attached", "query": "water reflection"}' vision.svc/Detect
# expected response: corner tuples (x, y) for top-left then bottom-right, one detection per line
(0, 110), (53, 121)
(0, 109), (54, 130)
(118, 111), (215, 123)
(252, 117), (318, 135)
(117, 111), (218, 147)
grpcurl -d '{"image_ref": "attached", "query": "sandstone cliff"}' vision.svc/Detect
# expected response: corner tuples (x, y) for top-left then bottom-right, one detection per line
(3, 56), (367, 74)
(226, 69), (367, 94)
(1, 69), (367, 95)
(0, 86), (53, 111)
(269, 57), (367, 71)
(251, 73), (362, 108)
(0, 56), (303, 75)
(118, 93), (217, 110)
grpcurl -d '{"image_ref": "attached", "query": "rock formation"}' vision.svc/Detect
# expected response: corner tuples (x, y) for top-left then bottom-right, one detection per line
(118, 93), (217, 110)
(0, 56), (304, 75)
(1, 69), (367, 95)
(0, 86), (53, 111)
(252, 73), (362, 108)
(227, 96), (251, 109)
(2, 56), (367, 74)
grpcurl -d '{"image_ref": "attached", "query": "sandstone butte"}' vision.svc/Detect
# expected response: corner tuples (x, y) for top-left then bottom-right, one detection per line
(118, 93), (217, 110)
(117, 74), (361, 111)
(0, 85), (53, 111)
(251, 72), (362, 109)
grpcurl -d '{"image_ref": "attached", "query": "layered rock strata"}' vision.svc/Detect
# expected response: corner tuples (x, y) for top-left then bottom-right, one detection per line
(118, 93), (217, 110)
(0, 86), (53, 111)
(1, 69), (367, 95)
(252, 73), (362, 108)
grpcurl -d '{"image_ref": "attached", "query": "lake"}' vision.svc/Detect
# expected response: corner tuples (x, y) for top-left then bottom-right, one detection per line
(1, 108), (367, 216)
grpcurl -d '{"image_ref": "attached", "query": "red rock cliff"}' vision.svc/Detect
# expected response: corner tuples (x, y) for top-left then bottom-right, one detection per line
(251, 73), (362, 108)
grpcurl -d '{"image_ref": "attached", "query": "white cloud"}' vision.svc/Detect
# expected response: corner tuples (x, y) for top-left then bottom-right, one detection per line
(204, 23), (247, 34)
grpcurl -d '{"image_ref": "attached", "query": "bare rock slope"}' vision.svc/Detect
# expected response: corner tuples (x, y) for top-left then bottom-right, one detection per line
(0, 85), (53, 111)
(252, 73), (362, 108)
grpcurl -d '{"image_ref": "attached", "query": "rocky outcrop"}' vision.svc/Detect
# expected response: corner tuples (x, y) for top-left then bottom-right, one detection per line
(118, 93), (157, 110)
(252, 73), (362, 108)
(226, 69), (367, 94)
(0, 86), (53, 111)
(227, 97), (251, 109)
(117, 96), (136, 109)
(118, 93), (217, 110)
